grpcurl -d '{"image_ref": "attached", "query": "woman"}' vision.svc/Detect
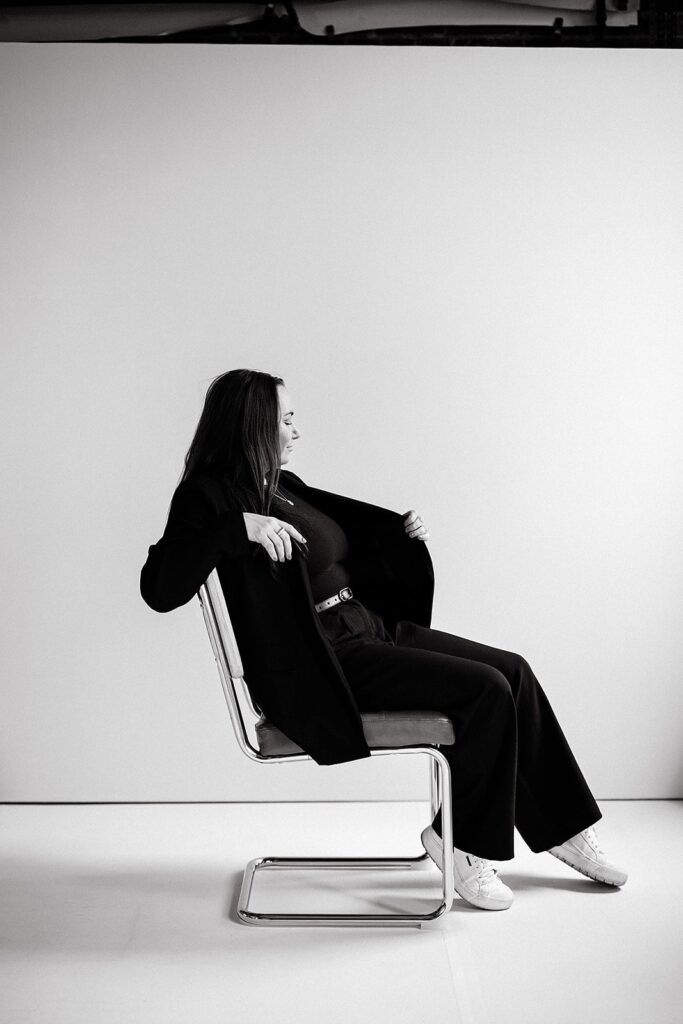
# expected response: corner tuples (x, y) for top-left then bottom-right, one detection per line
(140, 368), (627, 911)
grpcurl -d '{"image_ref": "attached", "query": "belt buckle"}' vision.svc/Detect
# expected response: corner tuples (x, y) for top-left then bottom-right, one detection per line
(339, 587), (352, 603)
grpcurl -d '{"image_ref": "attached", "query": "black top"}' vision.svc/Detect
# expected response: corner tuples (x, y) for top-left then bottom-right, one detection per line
(273, 483), (352, 602)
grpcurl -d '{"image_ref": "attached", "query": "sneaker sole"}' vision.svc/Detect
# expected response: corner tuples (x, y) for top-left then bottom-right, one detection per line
(549, 849), (628, 887)
(421, 826), (444, 873)
(452, 878), (514, 911)
(421, 827), (514, 911)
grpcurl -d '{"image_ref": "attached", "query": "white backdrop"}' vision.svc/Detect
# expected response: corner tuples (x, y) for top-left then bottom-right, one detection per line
(1, 45), (681, 802)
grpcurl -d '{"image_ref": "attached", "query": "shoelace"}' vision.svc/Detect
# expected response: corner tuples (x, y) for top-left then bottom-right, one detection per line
(468, 854), (497, 884)
(581, 826), (605, 855)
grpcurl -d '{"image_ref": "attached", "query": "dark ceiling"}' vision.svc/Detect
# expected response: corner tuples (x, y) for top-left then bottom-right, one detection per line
(0, 1), (680, 47)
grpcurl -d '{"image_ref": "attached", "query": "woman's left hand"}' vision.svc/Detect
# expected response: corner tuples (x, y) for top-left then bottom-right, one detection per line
(402, 510), (430, 542)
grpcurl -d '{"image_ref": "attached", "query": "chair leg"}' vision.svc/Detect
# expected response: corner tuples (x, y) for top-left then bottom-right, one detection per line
(429, 750), (441, 822)
(236, 746), (455, 927)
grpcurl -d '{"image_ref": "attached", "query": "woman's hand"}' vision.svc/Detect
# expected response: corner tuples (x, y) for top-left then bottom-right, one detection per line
(402, 510), (430, 542)
(243, 513), (307, 562)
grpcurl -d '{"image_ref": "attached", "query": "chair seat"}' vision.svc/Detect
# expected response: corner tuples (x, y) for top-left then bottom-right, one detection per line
(255, 710), (455, 757)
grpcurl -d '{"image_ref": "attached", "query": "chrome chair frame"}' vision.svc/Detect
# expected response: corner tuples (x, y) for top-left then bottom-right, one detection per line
(198, 569), (455, 928)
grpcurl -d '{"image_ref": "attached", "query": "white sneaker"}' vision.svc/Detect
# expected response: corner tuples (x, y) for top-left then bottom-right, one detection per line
(548, 826), (628, 887)
(420, 825), (514, 911)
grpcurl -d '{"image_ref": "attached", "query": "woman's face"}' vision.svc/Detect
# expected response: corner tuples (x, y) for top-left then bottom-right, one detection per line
(277, 385), (300, 466)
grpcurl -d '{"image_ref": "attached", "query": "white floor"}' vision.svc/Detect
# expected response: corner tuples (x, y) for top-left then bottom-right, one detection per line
(1, 800), (681, 1024)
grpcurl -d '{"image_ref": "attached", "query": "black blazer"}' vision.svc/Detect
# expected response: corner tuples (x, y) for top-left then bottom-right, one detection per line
(140, 469), (435, 766)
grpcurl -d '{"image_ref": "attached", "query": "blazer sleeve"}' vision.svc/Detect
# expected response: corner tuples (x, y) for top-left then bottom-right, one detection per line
(140, 479), (251, 613)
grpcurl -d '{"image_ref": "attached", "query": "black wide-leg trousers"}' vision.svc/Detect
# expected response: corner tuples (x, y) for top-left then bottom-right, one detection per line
(319, 599), (602, 861)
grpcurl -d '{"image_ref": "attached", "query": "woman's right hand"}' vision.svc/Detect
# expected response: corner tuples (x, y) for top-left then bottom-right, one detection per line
(242, 513), (307, 562)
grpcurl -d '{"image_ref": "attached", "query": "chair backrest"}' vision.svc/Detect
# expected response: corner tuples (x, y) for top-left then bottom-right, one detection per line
(197, 568), (263, 758)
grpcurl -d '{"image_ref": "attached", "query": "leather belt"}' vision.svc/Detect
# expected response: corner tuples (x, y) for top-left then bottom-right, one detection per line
(315, 586), (353, 613)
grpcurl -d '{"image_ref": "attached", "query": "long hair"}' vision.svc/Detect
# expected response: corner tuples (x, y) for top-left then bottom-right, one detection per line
(180, 368), (285, 516)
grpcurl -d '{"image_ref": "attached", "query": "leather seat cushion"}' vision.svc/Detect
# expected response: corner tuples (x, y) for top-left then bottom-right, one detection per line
(255, 710), (455, 757)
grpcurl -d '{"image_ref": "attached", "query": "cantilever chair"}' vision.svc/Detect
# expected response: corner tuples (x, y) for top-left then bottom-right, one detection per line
(198, 568), (456, 928)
